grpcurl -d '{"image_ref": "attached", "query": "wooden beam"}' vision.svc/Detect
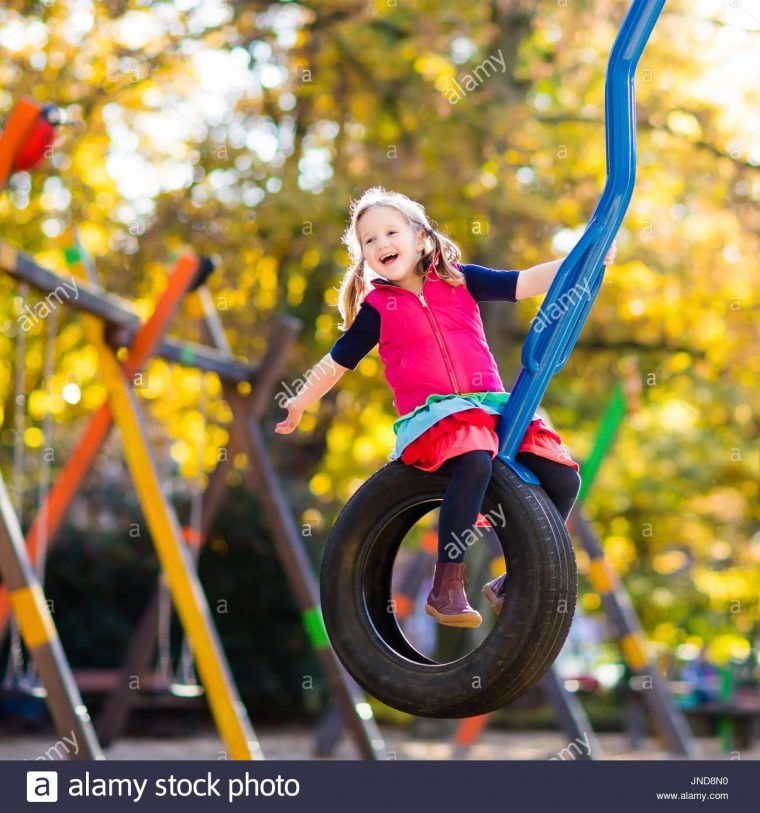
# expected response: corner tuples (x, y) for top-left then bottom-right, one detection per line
(0, 241), (257, 383)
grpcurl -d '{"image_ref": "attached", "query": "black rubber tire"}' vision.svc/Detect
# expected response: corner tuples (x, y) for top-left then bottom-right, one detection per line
(320, 458), (577, 718)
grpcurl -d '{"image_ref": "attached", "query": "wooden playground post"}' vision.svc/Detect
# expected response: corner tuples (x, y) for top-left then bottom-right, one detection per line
(95, 313), (301, 746)
(569, 508), (699, 758)
(0, 471), (103, 759)
(94, 335), (261, 759)
(564, 367), (698, 758)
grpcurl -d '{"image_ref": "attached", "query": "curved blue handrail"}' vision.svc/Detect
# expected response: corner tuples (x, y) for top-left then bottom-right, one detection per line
(496, 0), (666, 485)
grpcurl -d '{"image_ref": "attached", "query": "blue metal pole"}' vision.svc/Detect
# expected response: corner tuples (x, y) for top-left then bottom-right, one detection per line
(496, 0), (666, 485)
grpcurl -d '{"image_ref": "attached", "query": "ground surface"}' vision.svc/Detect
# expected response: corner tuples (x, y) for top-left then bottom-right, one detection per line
(0, 725), (757, 761)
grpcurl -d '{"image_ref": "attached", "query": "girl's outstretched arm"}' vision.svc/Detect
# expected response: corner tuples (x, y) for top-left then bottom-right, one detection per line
(515, 240), (617, 300)
(274, 352), (348, 434)
(516, 258), (564, 300)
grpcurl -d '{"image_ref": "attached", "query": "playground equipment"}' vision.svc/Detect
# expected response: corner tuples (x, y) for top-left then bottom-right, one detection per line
(448, 366), (699, 758)
(0, 101), (386, 758)
(0, 245), (262, 758)
(0, 469), (104, 759)
(0, 240), (387, 758)
(320, 0), (666, 718)
(93, 258), (386, 759)
(2, 280), (51, 700)
(0, 98), (60, 188)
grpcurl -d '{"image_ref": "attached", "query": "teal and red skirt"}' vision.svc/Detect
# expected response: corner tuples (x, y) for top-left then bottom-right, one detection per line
(391, 392), (579, 473)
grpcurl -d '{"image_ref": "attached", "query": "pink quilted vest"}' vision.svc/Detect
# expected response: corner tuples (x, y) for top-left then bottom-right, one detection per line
(364, 267), (505, 416)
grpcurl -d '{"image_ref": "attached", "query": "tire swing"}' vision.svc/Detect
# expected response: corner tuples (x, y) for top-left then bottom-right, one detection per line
(321, 0), (665, 719)
(321, 458), (575, 718)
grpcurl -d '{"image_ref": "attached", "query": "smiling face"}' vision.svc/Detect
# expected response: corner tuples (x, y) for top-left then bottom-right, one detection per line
(357, 205), (428, 289)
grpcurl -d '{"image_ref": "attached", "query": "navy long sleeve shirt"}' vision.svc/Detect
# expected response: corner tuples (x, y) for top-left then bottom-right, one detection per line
(329, 263), (520, 371)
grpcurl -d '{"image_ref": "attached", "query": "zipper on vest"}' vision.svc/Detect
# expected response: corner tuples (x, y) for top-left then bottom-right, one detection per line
(372, 277), (462, 394)
(418, 292), (461, 394)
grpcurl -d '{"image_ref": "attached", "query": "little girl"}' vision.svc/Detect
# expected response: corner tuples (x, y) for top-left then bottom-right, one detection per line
(276, 187), (617, 629)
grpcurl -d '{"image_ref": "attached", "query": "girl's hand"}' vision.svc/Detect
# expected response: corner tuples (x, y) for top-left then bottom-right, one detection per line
(603, 239), (618, 266)
(275, 398), (305, 434)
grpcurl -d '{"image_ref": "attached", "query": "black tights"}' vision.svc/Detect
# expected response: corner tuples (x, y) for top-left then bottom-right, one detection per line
(435, 450), (581, 563)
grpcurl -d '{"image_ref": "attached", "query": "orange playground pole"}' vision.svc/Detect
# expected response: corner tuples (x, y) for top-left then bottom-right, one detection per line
(453, 714), (491, 754)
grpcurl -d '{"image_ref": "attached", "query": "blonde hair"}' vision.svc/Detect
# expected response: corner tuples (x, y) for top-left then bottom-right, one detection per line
(336, 187), (464, 331)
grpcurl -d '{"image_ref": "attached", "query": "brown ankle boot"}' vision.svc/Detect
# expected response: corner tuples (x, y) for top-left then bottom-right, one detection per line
(424, 562), (482, 628)
(481, 572), (507, 615)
